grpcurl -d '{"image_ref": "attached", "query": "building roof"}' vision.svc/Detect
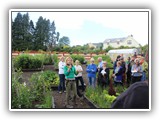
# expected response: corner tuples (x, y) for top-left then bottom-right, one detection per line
(104, 37), (127, 43)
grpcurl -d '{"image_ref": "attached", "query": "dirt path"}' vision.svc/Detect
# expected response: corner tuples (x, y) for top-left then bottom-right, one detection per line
(52, 64), (92, 109)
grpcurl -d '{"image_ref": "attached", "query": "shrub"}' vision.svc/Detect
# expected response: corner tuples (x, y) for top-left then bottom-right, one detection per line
(93, 55), (113, 68)
(11, 62), (53, 108)
(41, 70), (59, 86)
(14, 54), (43, 69)
(52, 54), (59, 69)
(71, 55), (85, 64)
(29, 72), (51, 101)
(29, 70), (59, 101)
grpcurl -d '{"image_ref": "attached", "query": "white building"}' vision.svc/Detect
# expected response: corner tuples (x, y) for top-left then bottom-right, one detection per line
(103, 35), (141, 49)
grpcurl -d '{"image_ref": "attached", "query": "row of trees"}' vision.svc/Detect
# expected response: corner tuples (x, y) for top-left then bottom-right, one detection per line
(52, 44), (147, 54)
(12, 12), (70, 51)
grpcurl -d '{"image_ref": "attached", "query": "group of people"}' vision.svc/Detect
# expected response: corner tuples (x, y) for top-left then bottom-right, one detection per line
(112, 54), (148, 86)
(58, 56), (85, 108)
(57, 54), (148, 108)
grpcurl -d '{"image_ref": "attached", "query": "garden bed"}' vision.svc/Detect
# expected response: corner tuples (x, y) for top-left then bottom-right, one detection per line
(22, 66), (44, 72)
(83, 95), (99, 109)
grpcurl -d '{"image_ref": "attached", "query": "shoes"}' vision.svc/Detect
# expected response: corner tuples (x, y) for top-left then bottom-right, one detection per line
(59, 91), (62, 94)
(63, 91), (66, 93)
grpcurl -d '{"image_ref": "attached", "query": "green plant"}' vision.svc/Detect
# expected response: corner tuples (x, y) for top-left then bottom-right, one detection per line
(14, 54), (43, 69)
(11, 69), (32, 108)
(115, 85), (126, 94)
(29, 72), (51, 101)
(41, 70), (59, 86)
(71, 55), (85, 64)
(85, 86), (117, 108)
(34, 92), (52, 108)
(93, 55), (113, 68)
(52, 54), (59, 69)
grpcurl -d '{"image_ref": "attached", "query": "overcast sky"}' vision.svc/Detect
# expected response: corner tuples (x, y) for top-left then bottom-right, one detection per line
(11, 10), (149, 46)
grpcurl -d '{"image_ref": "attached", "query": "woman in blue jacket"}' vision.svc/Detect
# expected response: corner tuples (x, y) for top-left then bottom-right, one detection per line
(112, 61), (123, 86)
(86, 58), (97, 88)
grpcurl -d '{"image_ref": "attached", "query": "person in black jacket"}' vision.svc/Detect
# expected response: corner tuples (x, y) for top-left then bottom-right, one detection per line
(111, 81), (149, 109)
(98, 61), (110, 89)
(120, 57), (126, 86)
(126, 57), (132, 87)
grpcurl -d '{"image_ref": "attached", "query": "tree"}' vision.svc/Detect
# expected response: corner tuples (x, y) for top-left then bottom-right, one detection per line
(105, 45), (114, 52)
(48, 21), (60, 51)
(12, 12), (59, 51)
(12, 12), (30, 51)
(58, 36), (70, 46)
(34, 16), (51, 50)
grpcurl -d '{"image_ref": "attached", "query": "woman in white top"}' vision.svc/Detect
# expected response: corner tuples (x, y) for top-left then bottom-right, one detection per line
(58, 56), (66, 93)
(75, 60), (85, 97)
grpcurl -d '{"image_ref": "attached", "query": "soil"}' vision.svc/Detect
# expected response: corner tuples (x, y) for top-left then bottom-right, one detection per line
(21, 64), (92, 109)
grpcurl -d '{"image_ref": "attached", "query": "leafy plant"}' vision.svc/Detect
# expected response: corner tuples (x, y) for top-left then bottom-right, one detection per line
(85, 86), (117, 108)
(11, 69), (32, 108)
(41, 70), (59, 86)
(29, 72), (51, 101)
(14, 54), (43, 69)
(71, 55), (85, 64)
(93, 55), (113, 68)
(34, 92), (52, 108)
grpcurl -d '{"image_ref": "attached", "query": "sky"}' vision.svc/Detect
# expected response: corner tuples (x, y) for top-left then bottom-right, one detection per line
(11, 10), (149, 46)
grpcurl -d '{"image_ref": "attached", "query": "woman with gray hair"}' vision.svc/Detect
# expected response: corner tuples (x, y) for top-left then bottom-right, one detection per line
(131, 58), (143, 84)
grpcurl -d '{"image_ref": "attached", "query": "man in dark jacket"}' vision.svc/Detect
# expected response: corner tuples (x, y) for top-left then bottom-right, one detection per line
(126, 57), (132, 87)
(111, 81), (149, 109)
(120, 57), (126, 85)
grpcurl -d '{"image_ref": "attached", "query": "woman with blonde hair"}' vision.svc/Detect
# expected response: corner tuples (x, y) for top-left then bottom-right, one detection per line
(58, 56), (66, 93)
(74, 60), (85, 97)
(86, 58), (97, 88)
(64, 56), (78, 108)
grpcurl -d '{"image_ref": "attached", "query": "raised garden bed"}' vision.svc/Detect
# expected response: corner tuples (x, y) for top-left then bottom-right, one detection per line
(83, 95), (99, 109)
(22, 66), (44, 72)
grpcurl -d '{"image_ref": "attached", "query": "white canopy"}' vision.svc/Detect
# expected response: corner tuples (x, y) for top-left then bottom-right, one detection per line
(108, 49), (138, 54)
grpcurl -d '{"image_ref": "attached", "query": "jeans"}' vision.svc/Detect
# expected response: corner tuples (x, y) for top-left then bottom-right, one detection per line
(88, 77), (96, 88)
(75, 76), (85, 97)
(58, 74), (66, 92)
(141, 72), (146, 81)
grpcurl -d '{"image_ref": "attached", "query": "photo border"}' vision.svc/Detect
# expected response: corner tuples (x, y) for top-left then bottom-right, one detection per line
(9, 9), (151, 111)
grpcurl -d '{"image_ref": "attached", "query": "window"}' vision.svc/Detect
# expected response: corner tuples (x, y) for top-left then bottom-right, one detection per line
(127, 40), (132, 44)
(117, 41), (119, 44)
(107, 42), (109, 45)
